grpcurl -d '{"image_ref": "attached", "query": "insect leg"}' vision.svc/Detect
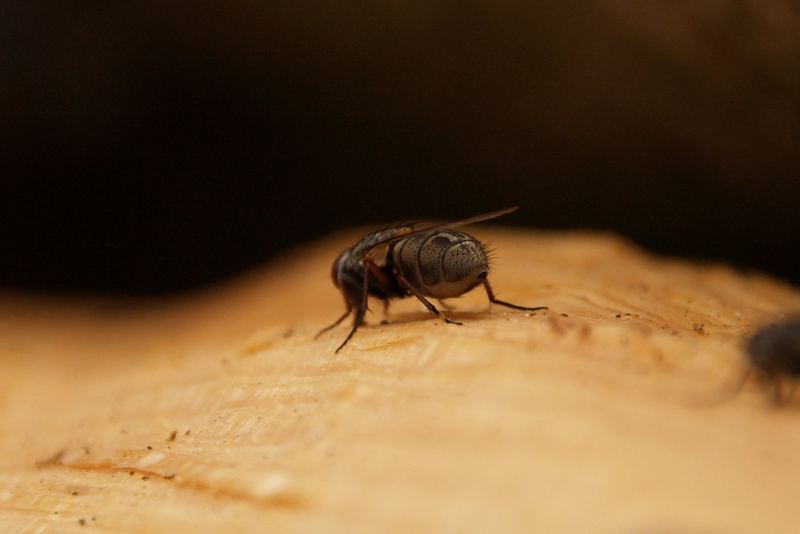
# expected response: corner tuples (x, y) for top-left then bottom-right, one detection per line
(314, 304), (353, 339)
(361, 260), (394, 324)
(381, 299), (390, 325)
(482, 278), (547, 312)
(335, 262), (371, 353)
(396, 274), (463, 325)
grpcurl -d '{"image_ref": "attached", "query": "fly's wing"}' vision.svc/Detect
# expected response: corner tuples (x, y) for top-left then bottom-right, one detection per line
(360, 206), (519, 258)
(356, 222), (420, 263)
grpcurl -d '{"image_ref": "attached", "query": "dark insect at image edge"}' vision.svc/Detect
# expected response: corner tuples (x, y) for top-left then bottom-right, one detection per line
(698, 319), (800, 408)
(743, 319), (800, 405)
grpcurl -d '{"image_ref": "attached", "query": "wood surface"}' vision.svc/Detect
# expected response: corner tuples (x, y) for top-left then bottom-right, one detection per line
(2, 228), (800, 533)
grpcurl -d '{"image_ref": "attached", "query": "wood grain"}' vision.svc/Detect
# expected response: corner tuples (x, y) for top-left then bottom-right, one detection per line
(2, 228), (800, 533)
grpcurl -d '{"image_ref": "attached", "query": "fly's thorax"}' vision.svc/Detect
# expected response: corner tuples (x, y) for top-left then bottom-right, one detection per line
(392, 230), (489, 298)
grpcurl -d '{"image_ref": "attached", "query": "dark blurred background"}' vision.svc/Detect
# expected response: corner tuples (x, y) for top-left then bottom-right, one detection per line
(2, 1), (799, 295)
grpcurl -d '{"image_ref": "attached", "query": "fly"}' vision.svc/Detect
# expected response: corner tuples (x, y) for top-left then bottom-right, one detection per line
(316, 206), (547, 352)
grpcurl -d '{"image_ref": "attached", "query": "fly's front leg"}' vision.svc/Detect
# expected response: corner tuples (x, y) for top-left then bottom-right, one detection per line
(335, 262), (372, 353)
(482, 278), (547, 312)
(315, 302), (353, 339)
(396, 274), (462, 325)
(363, 260), (393, 325)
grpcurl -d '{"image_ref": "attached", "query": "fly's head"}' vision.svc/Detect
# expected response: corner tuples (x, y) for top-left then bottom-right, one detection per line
(331, 249), (349, 289)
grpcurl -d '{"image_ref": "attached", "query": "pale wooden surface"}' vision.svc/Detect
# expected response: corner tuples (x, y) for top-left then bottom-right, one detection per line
(2, 228), (800, 533)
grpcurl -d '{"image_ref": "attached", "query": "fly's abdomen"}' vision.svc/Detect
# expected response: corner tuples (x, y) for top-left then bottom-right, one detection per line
(393, 230), (489, 298)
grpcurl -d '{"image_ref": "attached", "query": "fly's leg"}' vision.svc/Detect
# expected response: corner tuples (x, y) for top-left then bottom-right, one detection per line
(362, 260), (394, 325)
(482, 278), (547, 312)
(381, 299), (390, 325)
(315, 304), (353, 339)
(397, 274), (462, 325)
(335, 262), (371, 353)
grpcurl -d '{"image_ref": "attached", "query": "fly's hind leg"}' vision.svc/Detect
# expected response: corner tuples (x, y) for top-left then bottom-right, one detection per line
(396, 274), (462, 325)
(482, 278), (547, 312)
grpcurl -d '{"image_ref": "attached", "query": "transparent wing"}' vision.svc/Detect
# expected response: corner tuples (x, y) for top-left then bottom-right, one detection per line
(360, 206), (519, 258)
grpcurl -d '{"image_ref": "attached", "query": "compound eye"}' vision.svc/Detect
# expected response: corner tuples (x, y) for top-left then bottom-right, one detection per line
(331, 251), (347, 287)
